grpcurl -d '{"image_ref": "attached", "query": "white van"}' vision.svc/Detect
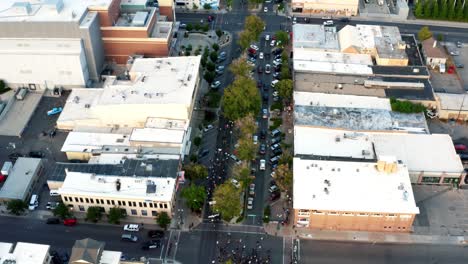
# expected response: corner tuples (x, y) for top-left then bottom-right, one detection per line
(28, 194), (39, 210)
(1, 162), (13, 176)
(49, 190), (60, 197)
(123, 224), (140, 232)
(271, 80), (279, 88)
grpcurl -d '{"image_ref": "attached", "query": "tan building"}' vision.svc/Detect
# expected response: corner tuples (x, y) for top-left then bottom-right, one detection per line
(436, 92), (468, 121)
(291, 0), (359, 16)
(421, 37), (447, 69)
(293, 158), (419, 232)
(57, 171), (176, 218)
(89, 0), (174, 64)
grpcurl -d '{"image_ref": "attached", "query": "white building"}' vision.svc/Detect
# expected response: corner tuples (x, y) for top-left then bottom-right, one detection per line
(57, 171), (176, 217)
(0, 38), (89, 89)
(0, 242), (52, 264)
(175, 0), (219, 9)
(291, 0), (359, 16)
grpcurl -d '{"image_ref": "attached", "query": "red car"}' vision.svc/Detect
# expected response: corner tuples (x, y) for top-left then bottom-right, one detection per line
(63, 218), (77, 226)
(454, 144), (467, 152)
(248, 48), (257, 54)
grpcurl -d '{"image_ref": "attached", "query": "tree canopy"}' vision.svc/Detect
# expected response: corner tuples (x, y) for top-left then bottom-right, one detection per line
(86, 206), (102, 222)
(276, 79), (293, 100)
(418, 26), (433, 42)
(229, 58), (253, 78)
(53, 202), (72, 219)
(233, 164), (254, 188)
(108, 207), (126, 224)
(274, 164), (293, 193)
(275, 30), (289, 47)
(6, 199), (27, 215)
(235, 114), (257, 138)
(222, 77), (261, 121)
(157, 212), (171, 230)
(181, 184), (207, 212)
(236, 136), (256, 161)
(212, 183), (242, 221)
(183, 163), (208, 181)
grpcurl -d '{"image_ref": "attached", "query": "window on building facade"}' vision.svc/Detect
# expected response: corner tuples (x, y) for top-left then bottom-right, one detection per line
(85, 198), (89, 203)
(141, 210), (147, 216)
(122, 201), (126, 206)
(163, 203), (168, 209)
(149, 203), (153, 208)
(63, 196), (68, 202)
(96, 199), (100, 204)
(131, 209), (137, 215)
(75, 197), (79, 202)
(101, 199), (104, 204)
(79, 198), (84, 203)
(159, 203), (163, 208)
(152, 211), (158, 217)
(78, 205), (85, 211)
(118, 201), (122, 206)
(90, 198), (94, 204)
(111, 200), (115, 205)
(106, 200), (111, 205)
(139, 202), (143, 207)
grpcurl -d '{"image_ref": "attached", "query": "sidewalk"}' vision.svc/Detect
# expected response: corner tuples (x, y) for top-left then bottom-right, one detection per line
(264, 223), (468, 246)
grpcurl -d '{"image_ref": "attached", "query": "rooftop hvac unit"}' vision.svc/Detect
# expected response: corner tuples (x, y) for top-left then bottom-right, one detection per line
(335, 136), (341, 142)
(362, 150), (370, 156)
(116, 179), (121, 191)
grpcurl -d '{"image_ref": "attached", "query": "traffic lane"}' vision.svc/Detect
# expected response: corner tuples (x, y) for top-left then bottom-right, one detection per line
(300, 239), (468, 264)
(0, 216), (167, 258)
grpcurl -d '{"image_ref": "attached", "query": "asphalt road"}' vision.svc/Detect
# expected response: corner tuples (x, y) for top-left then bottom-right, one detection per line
(299, 239), (468, 264)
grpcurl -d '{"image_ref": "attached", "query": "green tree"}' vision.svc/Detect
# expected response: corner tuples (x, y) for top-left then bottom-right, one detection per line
(229, 58), (253, 78)
(263, 205), (271, 223)
(212, 183), (242, 221)
(440, 0), (448, 18)
(235, 114), (257, 138)
(238, 30), (255, 50)
(433, 0), (440, 17)
(206, 61), (216, 72)
(193, 136), (202, 147)
(212, 43), (219, 51)
(274, 30), (289, 47)
(222, 77), (261, 121)
(186, 23), (193, 31)
(417, 26), (433, 41)
(0, 80), (6, 90)
(248, 0), (263, 7)
(194, 23), (201, 31)
(455, 0), (464, 20)
(202, 24), (210, 32)
(203, 3), (212, 9)
(183, 163), (208, 181)
(201, 57), (207, 68)
(276, 79), (293, 100)
(53, 202), (72, 219)
(280, 66), (291, 80)
(216, 29), (223, 38)
(108, 207), (126, 224)
(233, 164), (254, 188)
(464, 0), (468, 21)
(237, 137), (256, 161)
(6, 199), (27, 215)
(192, 3), (198, 9)
(86, 206), (102, 222)
(415, 0), (424, 17)
(157, 212), (171, 230)
(424, 0), (433, 17)
(244, 15), (265, 41)
(274, 164), (293, 193)
(184, 51), (191, 56)
(204, 71), (216, 83)
(226, 0), (233, 8)
(181, 184), (206, 212)
(447, 0), (456, 19)
(209, 51), (218, 62)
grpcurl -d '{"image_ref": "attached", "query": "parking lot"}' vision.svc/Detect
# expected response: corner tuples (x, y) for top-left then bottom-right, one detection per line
(445, 42), (468, 91)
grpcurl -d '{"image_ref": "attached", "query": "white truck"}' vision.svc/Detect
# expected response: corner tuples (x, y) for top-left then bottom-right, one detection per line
(1, 161), (13, 176)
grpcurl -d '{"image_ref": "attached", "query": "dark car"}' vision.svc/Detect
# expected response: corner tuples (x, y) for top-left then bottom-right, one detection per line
(29, 151), (44, 158)
(148, 230), (165, 239)
(199, 149), (209, 158)
(46, 217), (60, 225)
(257, 81), (263, 88)
(340, 17), (350, 23)
(260, 130), (266, 139)
(271, 136), (282, 144)
(208, 15), (214, 22)
(248, 48), (257, 54)
(272, 147), (283, 156)
(142, 240), (162, 250)
(272, 48), (283, 55)
(262, 93), (269, 102)
(8, 152), (24, 162)
(459, 153), (468, 161)
(270, 191), (281, 201)
(257, 66), (263, 73)
(259, 144), (266, 155)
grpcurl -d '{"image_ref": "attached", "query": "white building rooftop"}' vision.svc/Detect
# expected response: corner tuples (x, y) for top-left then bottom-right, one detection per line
(58, 171), (176, 202)
(436, 93), (468, 111)
(130, 128), (185, 144)
(294, 92), (391, 110)
(100, 251), (121, 264)
(293, 60), (373, 75)
(0, 242), (50, 264)
(293, 24), (340, 51)
(61, 131), (131, 153)
(0, 38), (83, 55)
(294, 127), (463, 174)
(293, 158), (420, 214)
(294, 49), (374, 65)
(0, 0), (111, 22)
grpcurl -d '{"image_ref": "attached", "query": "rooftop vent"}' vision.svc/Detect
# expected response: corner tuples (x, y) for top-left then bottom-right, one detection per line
(146, 180), (156, 194)
(116, 179), (121, 191)
(324, 187), (329, 194)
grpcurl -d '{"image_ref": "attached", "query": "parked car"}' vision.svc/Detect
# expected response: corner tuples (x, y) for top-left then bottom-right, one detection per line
(47, 107), (63, 116)
(121, 234), (138, 242)
(46, 202), (59, 210)
(272, 48), (283, 55)
(29, 151), (44, 158)
(148, 230), (165, 239)
(269, 156), (280, 165)
(215, 65), (225, 75)
(204, 124), (214, 133)
(273, 72), (280, 79)
(260, 130), (267, 139)
(270, 143), (281, 151)
(270, 191), (281, 201)
(249, 184), (255, 196)
(273, 148), (283, 156)
(211, 81), (221, 89)
(456, 63), (464, 68)
(257, 66), (263, 74)
(46, 217), (60, 225)
(50, 190), (60, 196)
(265, 64), (271, 74)
(459, 153), (468, 161)
(270, 40), (276, 47)
(199, 149), (209, 158)
(454, 144), (467, 152)
(247, 197), (254, 210)
(253, 135), (258, 145)
(450, 51), (460, 56)
(340, 17), (350, 22)
(259, 144), (266, 155)
(456, 41), (462, 48)
(63, 218), (77, 226)
(123, 224), (140, 232)
(271, 80), (279, 88)
(323, 20), (334, 26)
(265, 34), (270, 41)
(271, 136), (282, 144)
(259, 52), (264, 60)
(271, 129), (281, 137)
(269, 185), (279, 193)
(259, 159), (266, 170)
(263, 6), (268, 12)
(231, 179), (241, 188)
(142, 240), (161, 250)
(248, 48), (257, 54)
(250, 44), (259, 51)
(262, 108), (269, 119)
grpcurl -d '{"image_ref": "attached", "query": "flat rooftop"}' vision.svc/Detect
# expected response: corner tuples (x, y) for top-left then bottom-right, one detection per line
(293, 60), (373, 75)
(47, 158), (180, 182)
(293, 92), (391, 110)
(0, 242), (50, 264)
(59, 171), (176, 202)
(294, 49), (374, 65)
(130, 128), (185, 143)
(293, 158), (420, 214)
(293, 24), (340, 51)
(101, 56), (201, 106)
(0, 0), (111, 22)
(371, 66), (429, 78)
(294, 72), (435, 101)
(88, 153), (180, 164)
(0, 158), (42, 200)
(61, 131), (131, 153)
(436, 93), (468, 111)
(294, 127), (463, 173)
(294, 105), (429, 133)
(0, 38), (82, 54)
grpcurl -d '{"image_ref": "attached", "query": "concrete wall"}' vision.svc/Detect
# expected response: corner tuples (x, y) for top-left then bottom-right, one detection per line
(103, 39), (170, 64)
(79, 12), (106, 82)
(294, 209), (416, 232)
